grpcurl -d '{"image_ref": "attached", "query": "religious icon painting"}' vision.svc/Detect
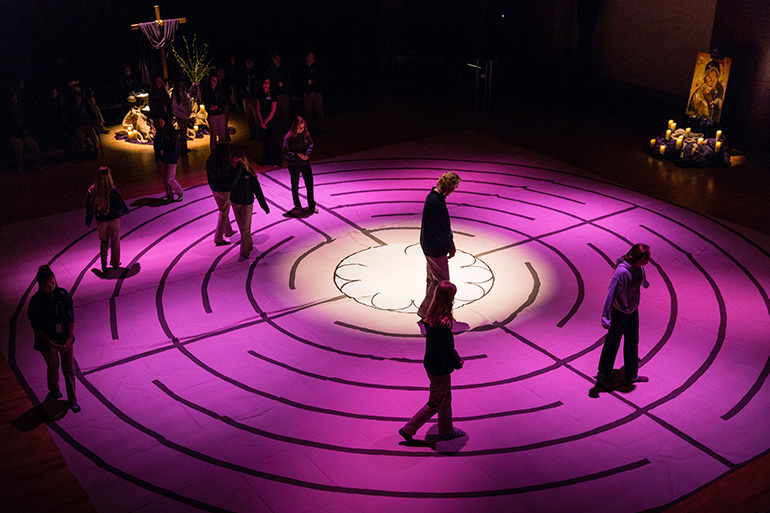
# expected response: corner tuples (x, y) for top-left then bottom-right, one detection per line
(686, 52), (731, 123)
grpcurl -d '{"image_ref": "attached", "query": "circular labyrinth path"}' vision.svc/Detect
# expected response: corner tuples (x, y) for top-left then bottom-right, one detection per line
(6, 136), (770, 513)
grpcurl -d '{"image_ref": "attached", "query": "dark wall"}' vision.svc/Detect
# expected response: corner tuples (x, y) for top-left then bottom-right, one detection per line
(711, 0), (770, 150)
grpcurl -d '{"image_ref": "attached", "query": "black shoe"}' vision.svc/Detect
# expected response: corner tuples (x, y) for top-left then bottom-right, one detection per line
(596, 373), (615, 388)
(53, 390), (63, 399)
(283, 206), (303, 217)
(70, 403), (82, 413)
(215, 240), (231, 246)
(398, 428), (416, 444)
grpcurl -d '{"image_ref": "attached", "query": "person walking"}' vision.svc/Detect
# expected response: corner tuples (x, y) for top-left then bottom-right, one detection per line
(229, 151), (269, 261)
(417, 172), (461, 318)
(399, 281), (466, 444)
(154, 114), (183, 202)
(206, 142), (237, 246)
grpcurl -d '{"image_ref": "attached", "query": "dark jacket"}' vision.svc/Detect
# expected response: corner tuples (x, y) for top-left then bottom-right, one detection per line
(229, 162), (269, 213)
(283, 133), (313, 168)
(154, 125), (180, 164)
(86, 187), (129, 226)
(27, 287), (75, 352)
(423, 322), (461, 376)
(420, 189), (453, 257)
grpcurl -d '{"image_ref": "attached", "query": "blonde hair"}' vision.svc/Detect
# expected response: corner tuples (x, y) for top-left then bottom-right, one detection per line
(437, 172), (461, 194)
(90, 166), (114, 215)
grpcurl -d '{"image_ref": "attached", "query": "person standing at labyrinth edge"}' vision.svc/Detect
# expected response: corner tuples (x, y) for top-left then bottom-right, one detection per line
(597, 243), (652, 388)
(416, 172), (461, 319)
(282, 116), (316, 217)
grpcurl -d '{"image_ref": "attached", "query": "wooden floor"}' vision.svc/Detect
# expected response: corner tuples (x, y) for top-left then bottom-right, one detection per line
(2, 86), (769, 512)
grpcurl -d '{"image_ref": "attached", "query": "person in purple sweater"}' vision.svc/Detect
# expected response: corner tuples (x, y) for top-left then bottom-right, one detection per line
(597, 243), (651, 387)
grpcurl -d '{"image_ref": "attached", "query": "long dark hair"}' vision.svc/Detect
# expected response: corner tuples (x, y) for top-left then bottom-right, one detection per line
(89, 166), (114, 215)
(425, 281), (456, 328)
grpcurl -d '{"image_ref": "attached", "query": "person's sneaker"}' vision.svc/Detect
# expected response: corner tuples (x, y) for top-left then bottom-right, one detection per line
(175, 193), (184, 202)
(70, 403), (81, 413)
(440, 429), (466, 441)
(238, 255), (249, 262)
(626, 375), (649, 383)
(398, 428), (416, 444)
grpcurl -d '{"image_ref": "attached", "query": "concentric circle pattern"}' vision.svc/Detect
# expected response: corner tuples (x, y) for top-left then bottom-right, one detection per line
(6, 134), (770, 513)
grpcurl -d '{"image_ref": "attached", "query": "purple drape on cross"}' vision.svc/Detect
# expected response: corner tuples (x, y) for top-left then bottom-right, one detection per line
(138, 18), (180, 49)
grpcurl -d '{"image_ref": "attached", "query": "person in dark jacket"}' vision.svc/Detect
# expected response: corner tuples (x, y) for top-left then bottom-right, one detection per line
(399, 281), (466, 444)
(206, 142), (237, 246)
(282, 116), (315, 217)
(229, 151), (269, 261)
(203, 74), (228, 151)
(417, 172), (461, 318)
(27, 265), (80, 413)
(86, 166), (129, 271)
(258, 78), (281, 167)
(148, 75), (171, 123)
(154, 114), (183, 202)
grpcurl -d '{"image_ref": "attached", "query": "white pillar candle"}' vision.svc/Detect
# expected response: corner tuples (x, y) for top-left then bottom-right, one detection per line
(716, 141), (722, 151)
(668, 119), (674, 130)
(685, 127), (691, 136)
(659, 145), (666, 155)
(716, 130), (722, 142)
(666, 129), (672, 141)
(650, 138), (656, 148)
(671, 122), (677, 131)
(697, 137), (704, 145)
(676, 137), (683, 150)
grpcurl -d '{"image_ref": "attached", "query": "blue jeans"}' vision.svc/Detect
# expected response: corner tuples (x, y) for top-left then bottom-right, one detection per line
(598, 308), (639, 379)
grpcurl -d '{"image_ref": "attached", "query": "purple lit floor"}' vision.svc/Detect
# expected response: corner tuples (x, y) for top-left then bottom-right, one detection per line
(3, 132), (770, 513)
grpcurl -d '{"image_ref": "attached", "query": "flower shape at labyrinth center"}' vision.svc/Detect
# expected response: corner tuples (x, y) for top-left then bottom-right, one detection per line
(334, 243), (494, 313)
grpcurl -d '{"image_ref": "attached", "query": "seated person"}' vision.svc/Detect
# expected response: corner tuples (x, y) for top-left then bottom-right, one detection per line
(4, 93), (41, 171)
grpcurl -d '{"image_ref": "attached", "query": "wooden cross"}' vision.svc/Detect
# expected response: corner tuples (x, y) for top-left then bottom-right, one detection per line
(131, 5), (187, 79)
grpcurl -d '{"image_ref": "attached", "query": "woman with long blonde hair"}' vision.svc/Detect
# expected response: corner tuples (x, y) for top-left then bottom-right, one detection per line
(86, 166), (129, 272)
(399, 281), (466, 445)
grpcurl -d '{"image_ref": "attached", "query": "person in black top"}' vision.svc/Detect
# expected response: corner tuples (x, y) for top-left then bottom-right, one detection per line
(282, 116), (316, 216)
(399, 281), (465, 444)
(258, 78), (281, 167)
(154, 114), (183, 202)
(301, 50), (326, 133)
(417, 172), (461, 318)
(229, 151), (270, 261)
(206, 142), (237, 246)
(203, 74), (228, 151)
(148, 75), (171, 123)
(27, 265), (81, 413)
(266, 49), (291, 134)
(242, 57), (261, 140)
(86, 166), (130, 271)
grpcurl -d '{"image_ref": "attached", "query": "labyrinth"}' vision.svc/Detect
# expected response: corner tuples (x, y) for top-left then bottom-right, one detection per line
(4, 134), (770, 512)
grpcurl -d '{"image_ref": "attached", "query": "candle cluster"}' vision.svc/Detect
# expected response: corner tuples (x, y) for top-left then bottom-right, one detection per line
(647, 119), (729, 167)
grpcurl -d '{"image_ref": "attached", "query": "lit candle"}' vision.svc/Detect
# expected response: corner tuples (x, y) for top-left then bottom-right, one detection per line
(650, 138), (656, 148)
(659, 145), (666, 155)
(716, 141), (722, 151)
(676, 137), (683, 150)
(668, 119), (674, 130)
(685, 127), (691, 136)
(671, 122), (677, 131)
(194, 125), (199, 131)
(666, 129), (672, 141)
(697, 137), (704, 145)
(715, 130), (722, 142)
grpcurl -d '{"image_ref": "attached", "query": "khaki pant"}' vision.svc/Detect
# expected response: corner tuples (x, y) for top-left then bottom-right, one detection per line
(41, 346), (76, 404)
(97, 218), (121, 269)
(417, 255), (450, 318)
(212, 191), (236, 243)
(232, 203), (253, 257)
